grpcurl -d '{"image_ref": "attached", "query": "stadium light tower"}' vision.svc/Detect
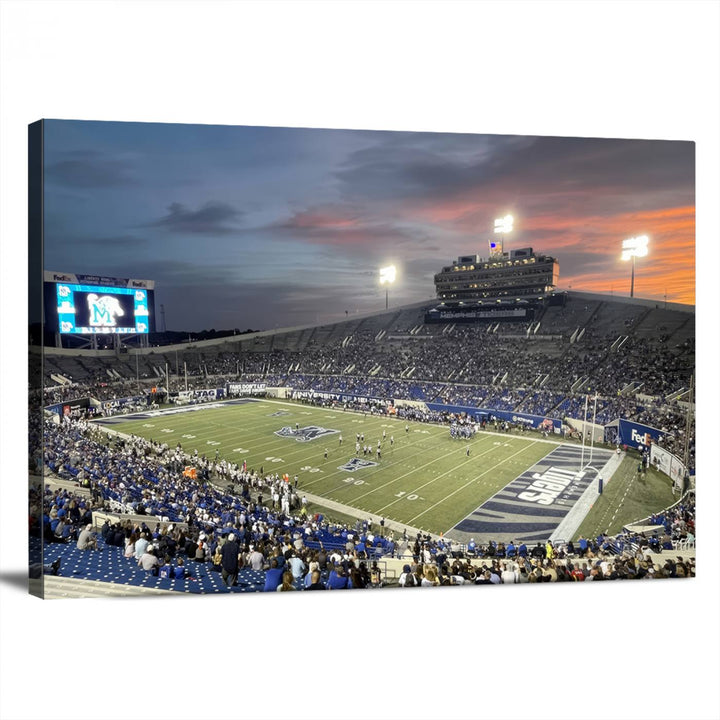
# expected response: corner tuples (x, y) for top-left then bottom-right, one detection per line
(621, 235), (649, 298)
(492, 214), (514, 255)
(379, 264), (396, 310)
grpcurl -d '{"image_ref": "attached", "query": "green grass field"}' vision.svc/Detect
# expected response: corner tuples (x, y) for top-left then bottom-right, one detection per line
(100, 398), (678, 539)
(102, 398), (554, 535)
(573, 457), (676, 540)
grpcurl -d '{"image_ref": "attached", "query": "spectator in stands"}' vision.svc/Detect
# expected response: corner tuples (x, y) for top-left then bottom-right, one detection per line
(135, 532), (149, 560)
(76, 523), (97, 551)
(172, 557), (186, 580)
(277, 571), (296, 592)
(501, 562), (518, 584)
(138, 544), (159, 572)
(305, 570), (326, 590)
(124, 531), (138, 559)
(263, 559), (284, 592)
(398, 564), (415, 587)
(248, 545), (265, 571)
(221, 533), (241, 587)
(287, 552), (306, 581)
(326, 563), (351, 589)
(421, 566), (440, 587)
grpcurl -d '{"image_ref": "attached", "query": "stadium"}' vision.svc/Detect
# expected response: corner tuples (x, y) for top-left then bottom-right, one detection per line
(29, 244), (696, 597)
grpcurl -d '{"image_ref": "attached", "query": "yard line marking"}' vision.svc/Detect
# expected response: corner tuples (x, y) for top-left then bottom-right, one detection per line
(407, 442), (541, 524)
(351, 435), (506, 506)
(108, 401), (459, 490)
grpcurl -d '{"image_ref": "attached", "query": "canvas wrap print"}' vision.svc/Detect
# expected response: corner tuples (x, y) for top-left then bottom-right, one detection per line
(28, 120), (696, 598)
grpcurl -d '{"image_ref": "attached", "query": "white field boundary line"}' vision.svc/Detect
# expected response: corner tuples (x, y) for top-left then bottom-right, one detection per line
(440, 441), (565, 536)
(550, 450), (622, 543)
(105, 402), (552, 524)
(98, 396), (570, 449)
(260, 398), (570, 447)
(99, 399), (569, 511)
(103, 418), (444, 496)
(106, 404), (403, 465)
(401, 442), (542, 524)
(180, 401), (566, 467)
(589, 455), (637, 538)
(109, 400), (425, 456)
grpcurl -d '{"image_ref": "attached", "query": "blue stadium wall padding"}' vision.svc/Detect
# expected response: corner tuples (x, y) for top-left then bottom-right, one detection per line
(425, 403), (562, 431)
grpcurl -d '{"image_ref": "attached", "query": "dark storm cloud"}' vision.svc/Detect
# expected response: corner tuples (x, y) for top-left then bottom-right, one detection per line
(45, 150), (137, 188)
(333, 134), (529, 201)
(335, 134), (694, 207)
(143, 202), (245, 235)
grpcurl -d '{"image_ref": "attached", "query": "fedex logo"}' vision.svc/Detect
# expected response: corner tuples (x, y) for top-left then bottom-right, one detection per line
(630, 428), (652, 446)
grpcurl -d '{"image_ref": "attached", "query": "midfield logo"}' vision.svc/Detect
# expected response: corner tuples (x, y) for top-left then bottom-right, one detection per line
(274, 426), (339, 442)
(269, 410), (290, 417)
(338, 457), (379, 472)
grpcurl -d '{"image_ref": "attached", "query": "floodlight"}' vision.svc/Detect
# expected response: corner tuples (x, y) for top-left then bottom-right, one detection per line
(379, 265), (396, 284)
(494, 214), (514, 234)
(379, 264), (396, 309)
(621, 235), (649, 260)
(621, 235), (649, 297)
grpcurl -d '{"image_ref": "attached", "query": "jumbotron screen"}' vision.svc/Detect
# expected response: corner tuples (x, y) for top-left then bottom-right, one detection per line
(44, 272), (155, 335)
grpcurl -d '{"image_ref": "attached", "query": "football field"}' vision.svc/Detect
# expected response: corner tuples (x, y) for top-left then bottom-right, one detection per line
(97, 398), (603, 539)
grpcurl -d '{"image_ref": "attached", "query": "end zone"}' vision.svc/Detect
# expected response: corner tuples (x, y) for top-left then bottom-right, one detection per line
(446, 444), (615, 544)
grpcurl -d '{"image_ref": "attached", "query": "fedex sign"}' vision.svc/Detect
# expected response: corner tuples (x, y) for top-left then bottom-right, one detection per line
(617, 419), (663, 449)
(631, 428), (652, 446)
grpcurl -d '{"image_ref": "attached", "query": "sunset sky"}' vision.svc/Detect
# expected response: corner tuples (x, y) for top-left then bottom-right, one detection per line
(42, 120), (695, 331)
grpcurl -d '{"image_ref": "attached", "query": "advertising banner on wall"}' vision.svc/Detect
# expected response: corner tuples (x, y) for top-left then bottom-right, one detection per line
(227, 382), (266, 395)
(426, 402), (562, 431)
(101, 396), (145, 411)
(178, 388), (222, 400)
(650, 444), (686, 491)
(616, 419), (664, 449)
(425, 308), (528, 323)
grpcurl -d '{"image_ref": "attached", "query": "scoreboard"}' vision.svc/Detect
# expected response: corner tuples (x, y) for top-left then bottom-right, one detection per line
(43, 271), (156, 335)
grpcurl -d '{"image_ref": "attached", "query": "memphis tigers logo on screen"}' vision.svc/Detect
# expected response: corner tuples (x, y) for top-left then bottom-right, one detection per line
(274, 426), (339, 442)
(338, 458), (378, 472)
(87, 293), (124, 327)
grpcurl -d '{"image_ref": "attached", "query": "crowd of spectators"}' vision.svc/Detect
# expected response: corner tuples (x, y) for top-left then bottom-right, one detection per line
(39, 415), (403, 582)
(35, 407), (695, 592)
(394, 505), (696, 586)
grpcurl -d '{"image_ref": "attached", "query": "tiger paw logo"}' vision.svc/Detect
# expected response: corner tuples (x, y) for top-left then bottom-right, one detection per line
(274, 426), (339, 442)
(87, 294), (124, 327)
(338, 458), (378, 472)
